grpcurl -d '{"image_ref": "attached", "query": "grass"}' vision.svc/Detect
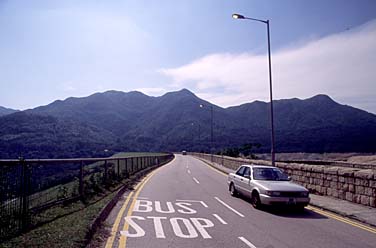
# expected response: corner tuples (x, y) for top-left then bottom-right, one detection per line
(1, 191), (116, 248)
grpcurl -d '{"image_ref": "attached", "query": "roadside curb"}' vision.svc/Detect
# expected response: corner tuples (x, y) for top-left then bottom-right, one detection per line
(85, 157), (174, 246)
(308, 202), (376, 228)
(191, 155), (376, 229)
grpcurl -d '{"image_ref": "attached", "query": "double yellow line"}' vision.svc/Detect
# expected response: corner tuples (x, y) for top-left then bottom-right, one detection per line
(105, 158), (173, 248)
(196, 156), (376, 235)
(306, 206), (376, 234)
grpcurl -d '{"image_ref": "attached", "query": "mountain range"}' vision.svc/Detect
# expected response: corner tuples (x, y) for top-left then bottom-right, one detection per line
(0, 106), (18, 116)
(0, 89), (375, 159)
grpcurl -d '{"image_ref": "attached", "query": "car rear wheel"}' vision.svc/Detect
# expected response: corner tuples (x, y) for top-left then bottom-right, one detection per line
(251, 192), (262, 209)
(229, 183), (238, 197)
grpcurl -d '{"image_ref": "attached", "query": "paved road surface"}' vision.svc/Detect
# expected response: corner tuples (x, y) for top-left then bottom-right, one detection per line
(104, 155), (376, 248)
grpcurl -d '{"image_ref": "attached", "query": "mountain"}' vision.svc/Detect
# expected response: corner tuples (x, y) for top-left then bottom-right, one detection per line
(0, 106), (18, 116)
(0, 112), (117, 159)
(0, 89), (375, 158)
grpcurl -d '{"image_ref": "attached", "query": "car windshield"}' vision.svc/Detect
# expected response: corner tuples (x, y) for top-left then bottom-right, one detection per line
(253, 168), (289, 181)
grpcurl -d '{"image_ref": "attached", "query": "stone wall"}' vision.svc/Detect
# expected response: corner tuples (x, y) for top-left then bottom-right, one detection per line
(190, 153), (376, 208)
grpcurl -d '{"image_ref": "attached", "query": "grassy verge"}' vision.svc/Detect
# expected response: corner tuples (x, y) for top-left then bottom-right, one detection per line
(0, 164), (160, 248)
(0, 190), (116, 248)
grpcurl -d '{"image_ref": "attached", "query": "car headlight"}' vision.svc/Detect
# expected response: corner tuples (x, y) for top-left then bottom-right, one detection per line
(265, 191), (281, 197)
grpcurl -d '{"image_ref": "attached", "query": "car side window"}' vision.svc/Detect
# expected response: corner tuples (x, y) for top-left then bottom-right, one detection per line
(243, 167), (250, 178)
(236, 166), (245, 176)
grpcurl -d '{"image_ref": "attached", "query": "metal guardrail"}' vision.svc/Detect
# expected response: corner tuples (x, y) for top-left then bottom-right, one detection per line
(0, 154), (174, 241)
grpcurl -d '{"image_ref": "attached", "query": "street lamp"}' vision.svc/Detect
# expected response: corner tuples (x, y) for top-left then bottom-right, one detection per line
(232, 13), (276, 166)
(200, 104), (214, 161)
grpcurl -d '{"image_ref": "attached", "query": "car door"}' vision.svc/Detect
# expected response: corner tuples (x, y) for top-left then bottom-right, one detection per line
(234, 166), (246, 194)
(239, 167), (251, 196)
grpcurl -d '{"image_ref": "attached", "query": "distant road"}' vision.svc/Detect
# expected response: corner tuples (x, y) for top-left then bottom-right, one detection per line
(104, 155), (376, 248)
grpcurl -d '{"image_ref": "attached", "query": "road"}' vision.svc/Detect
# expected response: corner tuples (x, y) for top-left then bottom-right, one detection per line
(103, 154), (376, 248)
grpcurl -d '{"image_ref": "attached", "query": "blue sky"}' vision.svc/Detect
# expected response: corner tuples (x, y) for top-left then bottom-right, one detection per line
(1, 0), (376, 113)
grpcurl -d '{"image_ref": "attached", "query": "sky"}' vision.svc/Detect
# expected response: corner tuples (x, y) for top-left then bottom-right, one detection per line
(1, 0), (376, 113)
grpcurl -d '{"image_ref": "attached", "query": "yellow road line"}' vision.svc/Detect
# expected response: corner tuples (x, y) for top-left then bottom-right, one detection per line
(119, 164), (167, 247)
(194, 156), (376, 235)
(105, 175), (150, 248)
(105, 161), (171, 248)
(307, 206), (376, 234)
(105, 191), (134, 248)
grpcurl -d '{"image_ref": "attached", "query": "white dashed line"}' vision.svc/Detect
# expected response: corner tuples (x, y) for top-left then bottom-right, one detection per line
(193, 177), (200, 184)
(212, 214), (227, 224)
(187, 169), (191, 174)
(214, 197), (244, 217)
(238, 237), (257, 248)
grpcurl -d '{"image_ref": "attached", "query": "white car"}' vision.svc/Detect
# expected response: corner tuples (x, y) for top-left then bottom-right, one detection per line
(228, 164), (310, 209)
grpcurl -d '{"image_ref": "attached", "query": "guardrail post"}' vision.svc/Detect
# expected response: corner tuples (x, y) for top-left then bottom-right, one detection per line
(20, 157), (30, 232)
(117, 159), (120, 178)
(104, 160), (108, 185)
(79, 161), (84, 200)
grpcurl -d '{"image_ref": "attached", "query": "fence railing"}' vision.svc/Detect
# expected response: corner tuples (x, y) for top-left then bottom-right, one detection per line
(0, 154), (174, 241)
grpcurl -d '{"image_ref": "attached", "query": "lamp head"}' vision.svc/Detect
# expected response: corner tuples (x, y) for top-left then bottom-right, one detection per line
(232, 13), (245, 19)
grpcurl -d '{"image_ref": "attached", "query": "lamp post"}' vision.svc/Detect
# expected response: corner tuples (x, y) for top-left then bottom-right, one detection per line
(200, 104), (214, 161)
(232, 13), (275, 166)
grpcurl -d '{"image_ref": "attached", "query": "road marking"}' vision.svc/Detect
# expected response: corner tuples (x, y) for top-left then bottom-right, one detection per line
(176, 199), (208, 208)
(212, 214), (227, 225)
(307, 206), (376, 234)
(192, 157), (376, 234)
(147, 216), (167, 238)
(105, 191), (134, 248)
(193, 177), (200, 184)
(187, 169), (191, 174)
(214, 197), (244, 217)
(119, 166), (164, 247)
(193, 157), (228, 176)
(170, 218), (198, 238)
(238, 237), (257, 248)
(122, 195), (149, 200)
(105, 173), (150, 248)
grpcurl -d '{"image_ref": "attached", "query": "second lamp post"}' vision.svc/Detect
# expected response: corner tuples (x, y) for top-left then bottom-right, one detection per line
(200, 104), (214, 161)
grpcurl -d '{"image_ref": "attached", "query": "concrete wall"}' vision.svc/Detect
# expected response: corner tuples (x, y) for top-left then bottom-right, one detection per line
(190, 153), (376, 208)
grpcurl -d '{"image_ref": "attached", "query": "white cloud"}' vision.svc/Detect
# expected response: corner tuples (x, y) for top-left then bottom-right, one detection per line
(159, 20), (376, 113)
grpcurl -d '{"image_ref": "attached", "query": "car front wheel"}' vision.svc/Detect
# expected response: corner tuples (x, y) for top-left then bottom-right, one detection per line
(229, 183), (238, 197)
(251, 192), (262, 209)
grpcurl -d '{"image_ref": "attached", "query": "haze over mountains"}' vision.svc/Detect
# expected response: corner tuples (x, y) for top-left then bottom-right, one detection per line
(0, 106), (18, 116)
(0, 89), (375, 159)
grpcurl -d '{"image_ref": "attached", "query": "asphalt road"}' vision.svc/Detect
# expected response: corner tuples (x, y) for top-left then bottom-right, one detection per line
(103, 154), (376, 248)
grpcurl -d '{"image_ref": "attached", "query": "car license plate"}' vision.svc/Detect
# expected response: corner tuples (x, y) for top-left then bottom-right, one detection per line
(288, 198), (296, 205)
